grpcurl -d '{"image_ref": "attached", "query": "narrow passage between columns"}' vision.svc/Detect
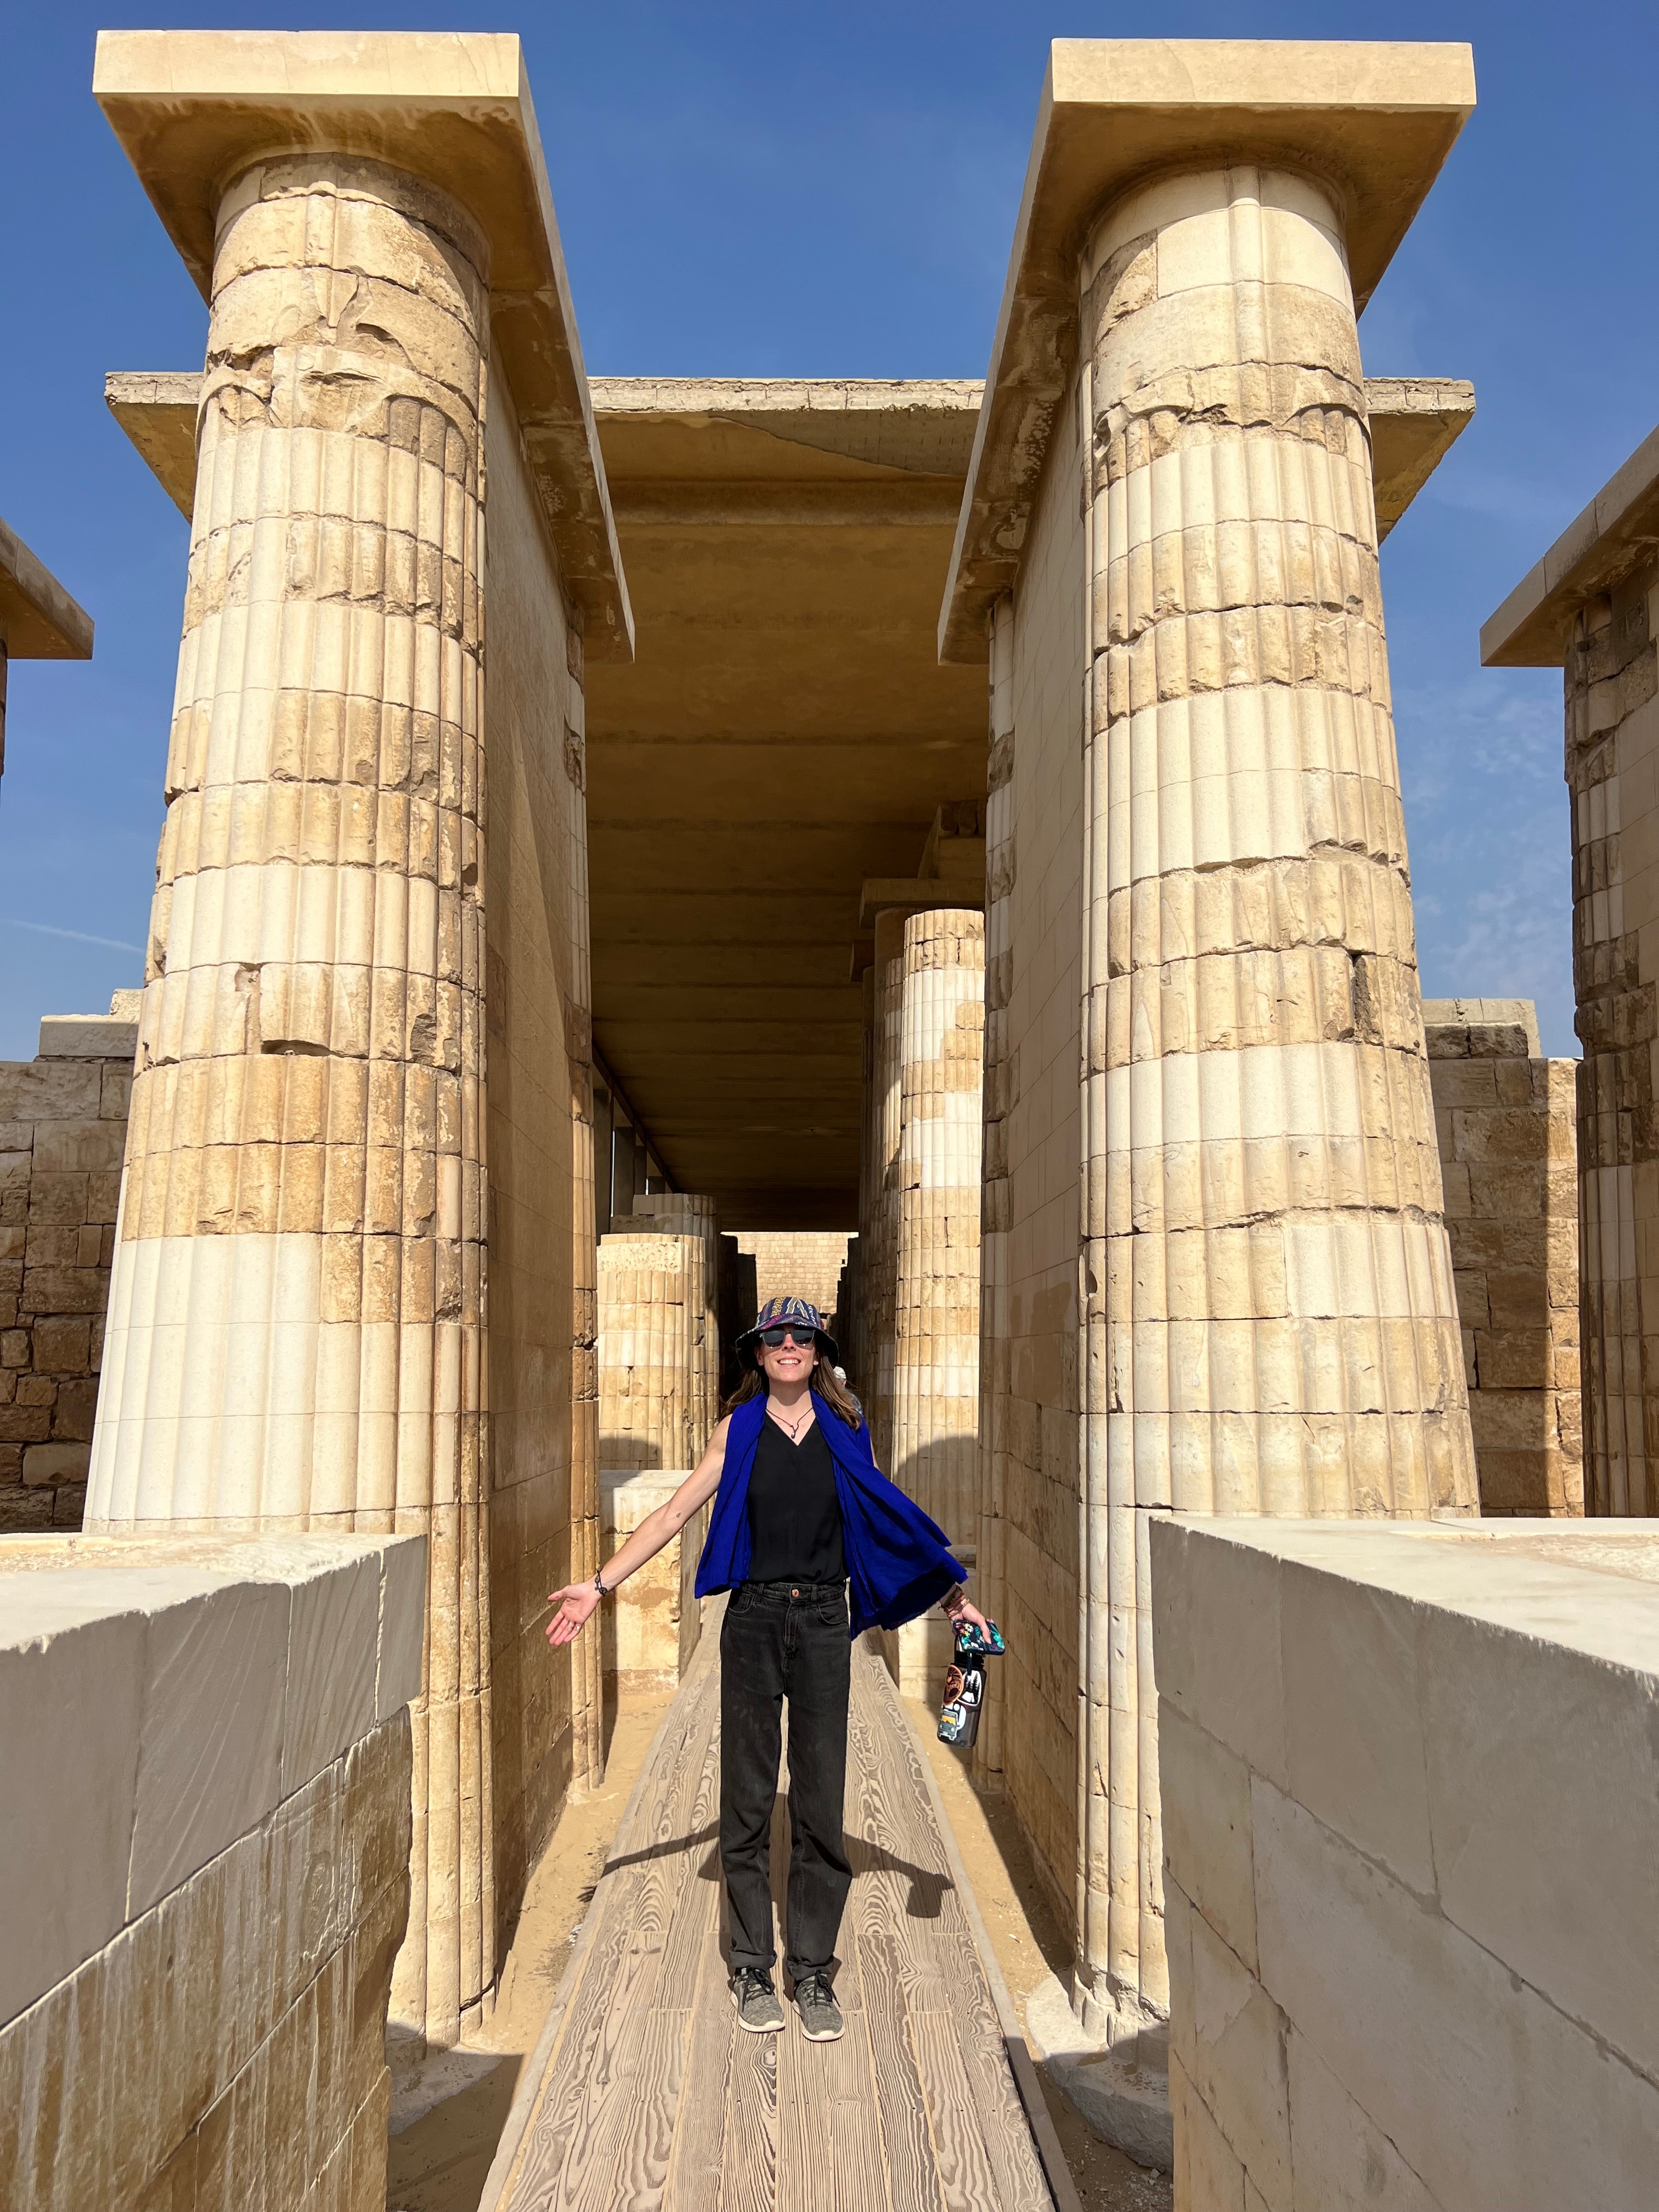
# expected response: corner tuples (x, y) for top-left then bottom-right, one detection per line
(481, 1619), (1063, 2212)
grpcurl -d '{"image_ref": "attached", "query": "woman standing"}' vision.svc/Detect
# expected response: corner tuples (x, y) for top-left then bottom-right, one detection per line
(546, 1293), (989, 2043)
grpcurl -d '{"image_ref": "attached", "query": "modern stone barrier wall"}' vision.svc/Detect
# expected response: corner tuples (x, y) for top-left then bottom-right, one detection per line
(1150, 1516), (1659, 2212)
(1423, 998), (1582, 1515)
(599, 1468), (707, 1700)
(1, 1530), (425, 2211)
(0, 997), (138, 1533)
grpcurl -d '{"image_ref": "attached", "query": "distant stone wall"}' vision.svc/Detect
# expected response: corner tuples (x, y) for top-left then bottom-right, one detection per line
(1, 1531), (425, 2212)
(1424, 1000), (1582, 1515)
(732, 1229), (850, 1324)
(0, 999), (138, 1533)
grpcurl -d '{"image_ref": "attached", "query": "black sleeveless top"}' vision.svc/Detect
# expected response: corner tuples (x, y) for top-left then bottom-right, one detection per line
(745, 1414), (846, 1583)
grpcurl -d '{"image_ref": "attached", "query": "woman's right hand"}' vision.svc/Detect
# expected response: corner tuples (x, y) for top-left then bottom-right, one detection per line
(545, 1582), (602, 1647)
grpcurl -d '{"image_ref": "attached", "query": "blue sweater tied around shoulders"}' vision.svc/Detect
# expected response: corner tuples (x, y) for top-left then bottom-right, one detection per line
(693, 1389), (965, 1638)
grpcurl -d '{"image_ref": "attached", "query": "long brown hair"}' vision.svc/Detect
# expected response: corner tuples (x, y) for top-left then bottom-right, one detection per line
(723, 1347), (863, 1431)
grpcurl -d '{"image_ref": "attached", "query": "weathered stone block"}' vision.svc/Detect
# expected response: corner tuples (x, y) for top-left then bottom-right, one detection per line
(1159, 1699), (1257, 1971)
(22, 1442), (90, 1487)
(25, 1173), (91, 1228)
(32, 1317), (91, 1373)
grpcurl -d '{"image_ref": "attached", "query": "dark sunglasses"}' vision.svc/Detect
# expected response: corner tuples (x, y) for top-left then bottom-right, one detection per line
(759, 1326), (817, 1349)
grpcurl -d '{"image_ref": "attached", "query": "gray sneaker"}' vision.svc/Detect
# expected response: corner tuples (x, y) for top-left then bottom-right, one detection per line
(792, 1971), (844, 2042)
(730, 1967), (785, 2034)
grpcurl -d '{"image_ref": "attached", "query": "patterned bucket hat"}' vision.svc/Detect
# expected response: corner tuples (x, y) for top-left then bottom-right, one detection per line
(736, 1293), (842, 1371)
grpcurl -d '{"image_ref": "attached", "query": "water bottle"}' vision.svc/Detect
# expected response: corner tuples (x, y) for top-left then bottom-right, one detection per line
(938, 1619), (1005, 1748)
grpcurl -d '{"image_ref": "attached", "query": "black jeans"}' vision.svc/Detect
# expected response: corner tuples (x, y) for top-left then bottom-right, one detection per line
(720, 1578), (853, 1984)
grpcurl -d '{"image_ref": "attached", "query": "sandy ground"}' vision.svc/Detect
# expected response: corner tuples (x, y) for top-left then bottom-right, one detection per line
(384, 1682), (1170, 2212)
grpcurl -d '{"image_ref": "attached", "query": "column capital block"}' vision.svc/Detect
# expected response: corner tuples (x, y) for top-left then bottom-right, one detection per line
(93, 27), (633, 661)
(938, 37), (1476, 663)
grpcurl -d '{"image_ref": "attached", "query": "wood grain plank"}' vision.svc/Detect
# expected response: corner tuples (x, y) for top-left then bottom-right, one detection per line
(847, 1893), (944, 2212)
(651, 1677), (726, 1997)
(858, 1664), (1053, 2212)
(498, 1858), (653, 2200)
(545, 1973), (657, 2209)
(611, 2006), (696, 2212)
(661, 1920), (736, 2212)
(718, 2009), (778, 2212)
(849, 1647), (1052, 2212)
(499, 1649), (720, 2208)
(907, 2010), (1007, 2212)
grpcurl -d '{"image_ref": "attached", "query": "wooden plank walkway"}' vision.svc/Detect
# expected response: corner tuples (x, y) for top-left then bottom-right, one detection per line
(481, 1615), (1065, 2212)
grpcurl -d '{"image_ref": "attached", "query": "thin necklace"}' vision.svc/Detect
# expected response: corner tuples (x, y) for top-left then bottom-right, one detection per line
(768, 1398), (812, 1442)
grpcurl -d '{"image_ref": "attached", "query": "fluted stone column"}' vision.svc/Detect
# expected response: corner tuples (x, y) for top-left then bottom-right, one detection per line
(597, 1232), (697, 1472)
(631, 1192), (721, 1454)
(891, 907), (985, 1697)
(976, 594), (1015, 1786)
(1079, 165), (1477, 2038)
(867, 910), (907, 1475)
(85, 153), (494, 2044)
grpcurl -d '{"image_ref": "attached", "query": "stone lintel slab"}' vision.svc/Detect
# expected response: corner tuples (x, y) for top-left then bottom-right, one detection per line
(1481, 422), (1659, 668)
(592, 376), (985, 484)
(37, 1012), (141, 1060)
(858, 877), (986, 934)
(0, 516), (93, 659)
(938, 37), (1477, 664)
(1366, 376), (1475, 541)
(92, 27), (634, 661)
(108, 364), (1471, 552)
(104, 371), (199, 521)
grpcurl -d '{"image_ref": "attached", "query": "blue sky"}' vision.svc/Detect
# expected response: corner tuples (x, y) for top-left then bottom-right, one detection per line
(3, 3), (1655, 1062)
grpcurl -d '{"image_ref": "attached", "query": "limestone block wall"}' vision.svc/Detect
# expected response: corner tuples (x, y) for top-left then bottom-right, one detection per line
(998, 359), (1086, 1921)
(733, 1228), (852, 1321)
(1, 1531), (425, 2212)
(1075, 166), (1475, 2039)
(1150, 1516), (1659, 2212)
(0, 1000), (137, 1533)
(975, 595), (1016, 1787)
(599, 1467), (707, 1699)
(598, 1232), (698, 1472)
(1565, 572), (1659, 1513)
(1423, 998), (1582, 1515)
(478, 359), (603, 1949)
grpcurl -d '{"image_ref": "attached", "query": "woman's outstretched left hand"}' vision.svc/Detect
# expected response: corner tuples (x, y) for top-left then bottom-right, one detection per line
(946, 1596), (991, 1637)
